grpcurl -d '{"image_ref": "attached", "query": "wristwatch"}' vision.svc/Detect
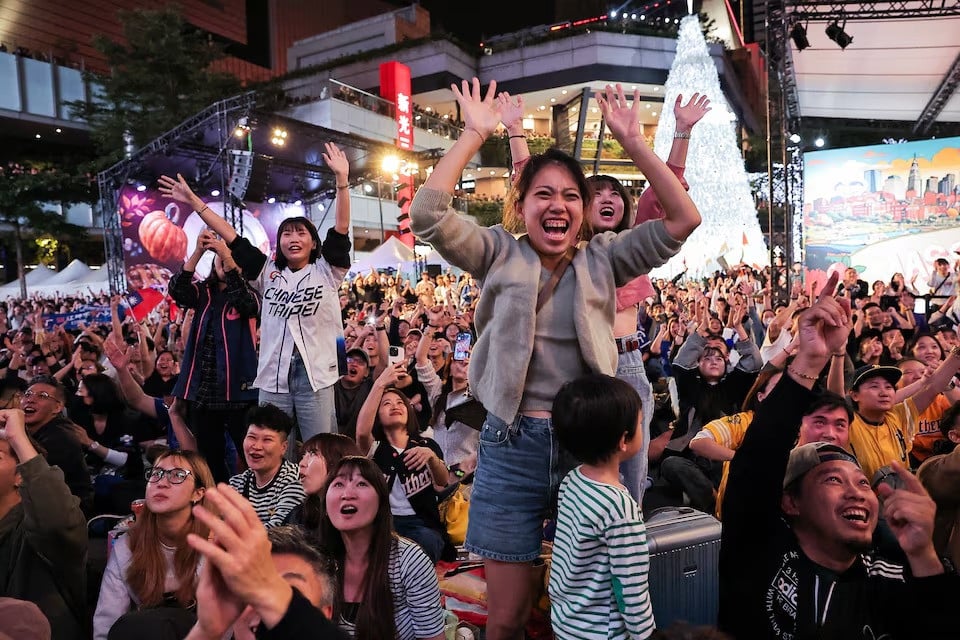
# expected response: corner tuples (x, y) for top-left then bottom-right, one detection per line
(87, 441), (100, 452)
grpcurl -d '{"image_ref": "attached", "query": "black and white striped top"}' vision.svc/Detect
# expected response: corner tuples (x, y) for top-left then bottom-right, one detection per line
(228, 460), (306, 528)
(339, 536), (446, 639)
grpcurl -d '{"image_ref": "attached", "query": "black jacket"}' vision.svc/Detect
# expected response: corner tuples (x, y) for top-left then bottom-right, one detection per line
(719, 374), (960, 639)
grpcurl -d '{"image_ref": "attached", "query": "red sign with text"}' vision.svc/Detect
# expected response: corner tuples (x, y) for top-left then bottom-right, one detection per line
(380, 61), (414, 151)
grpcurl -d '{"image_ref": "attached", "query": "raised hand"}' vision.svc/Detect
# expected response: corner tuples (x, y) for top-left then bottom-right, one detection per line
(876, 461), (937, 560)
(497, 92), (525, 132)
(158, 174), (199, 205)
(596, 84), (641, 144)
(795, 272), (851, 362)
(674, 93), (711, 132)
(322, 142), (349, 181)
(197, 229), (228, 256)
(451, 77), (501, 139)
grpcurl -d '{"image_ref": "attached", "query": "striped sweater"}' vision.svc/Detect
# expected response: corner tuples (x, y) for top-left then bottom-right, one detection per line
(548, 467), (655, 640)
(338, 536), (445, 639)
(228, 460), (306, 528)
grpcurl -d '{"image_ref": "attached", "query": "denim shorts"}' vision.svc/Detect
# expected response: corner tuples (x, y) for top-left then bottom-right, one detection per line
(465, 413), (577, 563)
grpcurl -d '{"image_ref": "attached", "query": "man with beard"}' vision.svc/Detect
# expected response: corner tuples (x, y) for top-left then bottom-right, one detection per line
(333, 348), (372, 439)
(719, 273), (960, 640)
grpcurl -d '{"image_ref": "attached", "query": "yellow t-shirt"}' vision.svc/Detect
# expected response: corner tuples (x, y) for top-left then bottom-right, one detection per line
(911, 394), (951, 463)
(693, 411), (754, 519)
(849, 398), (918, 481)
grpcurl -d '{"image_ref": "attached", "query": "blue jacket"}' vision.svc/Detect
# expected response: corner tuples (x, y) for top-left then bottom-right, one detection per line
(170, 268), (260, 403)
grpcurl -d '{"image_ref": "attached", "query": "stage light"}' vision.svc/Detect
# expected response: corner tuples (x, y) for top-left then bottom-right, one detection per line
(234, 128), (246, 138)
(294, 199), (302, 206)
(825, 21), (853, 49)
(55, 128), (62, 134)
(610, 10), (617, 18)
(790, 23), (810, 51)
(815, 137), (825, 148)
(211, 189), (221, 197)
(136, 184), (146, 192)
(271, 127), (288, 146)
(35, 133), (40, 139)
(267, 196), (276, 204)
(364, 184), (374, 193)
(381, 155), (401, 174)
(789, 133), (802, 144)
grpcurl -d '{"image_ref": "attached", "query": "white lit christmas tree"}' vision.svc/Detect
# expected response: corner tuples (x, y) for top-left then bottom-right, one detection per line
(650, 13), (768, 278)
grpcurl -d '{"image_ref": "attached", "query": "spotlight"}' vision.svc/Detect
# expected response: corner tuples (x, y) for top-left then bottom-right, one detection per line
(815, 137), (825, 148)
(293, 200), (302, 206)
(825, 21), (853, 49)
(790, 23), (810, 51)
(267, 196), (276, 204)
(55, 128), (62, 134)
(789, 133), (802, 144)
(271, 127), (288, 146)
(364, 184), (374, 194)
(211, 189), (221, 197)
(610, 10), (618, 18)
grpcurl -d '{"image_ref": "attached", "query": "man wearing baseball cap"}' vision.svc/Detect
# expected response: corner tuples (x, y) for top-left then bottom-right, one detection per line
(719, 272), (959, 640)
(846, 351), (960, 481)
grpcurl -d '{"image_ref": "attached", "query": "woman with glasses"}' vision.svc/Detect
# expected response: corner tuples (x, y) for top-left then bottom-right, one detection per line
(93, 449), (215, 640)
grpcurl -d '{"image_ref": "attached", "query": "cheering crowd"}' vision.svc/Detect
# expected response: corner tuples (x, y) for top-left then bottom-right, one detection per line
(1, 79), (959, 640)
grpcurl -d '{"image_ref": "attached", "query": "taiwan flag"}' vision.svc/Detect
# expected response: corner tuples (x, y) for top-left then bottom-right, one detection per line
(124, 287), (165, 322)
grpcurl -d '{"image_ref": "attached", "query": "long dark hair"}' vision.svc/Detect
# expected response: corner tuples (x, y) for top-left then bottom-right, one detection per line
(299, 434), (362, 530)
(318, 456), (397, 640)
(274, 217), (321, 270)
(81, 373), (125, 415)
(372, 387), (421, 441)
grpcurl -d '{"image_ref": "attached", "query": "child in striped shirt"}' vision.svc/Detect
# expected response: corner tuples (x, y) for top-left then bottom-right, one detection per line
(548, 374), (655, 640)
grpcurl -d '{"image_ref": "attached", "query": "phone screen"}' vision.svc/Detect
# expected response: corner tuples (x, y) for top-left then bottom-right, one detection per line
(914, 298), (927, 314)
(454, 332), (472, 361)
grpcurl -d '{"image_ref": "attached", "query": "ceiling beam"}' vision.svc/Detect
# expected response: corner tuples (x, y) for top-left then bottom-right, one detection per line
(787, 1), (960, 21)
(914, 51), (960, 135)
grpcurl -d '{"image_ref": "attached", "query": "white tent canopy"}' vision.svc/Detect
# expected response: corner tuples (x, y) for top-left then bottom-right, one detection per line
(42, 259), (92, 285)
(349, 236), (415, 276)
(0, 261), (109, 299)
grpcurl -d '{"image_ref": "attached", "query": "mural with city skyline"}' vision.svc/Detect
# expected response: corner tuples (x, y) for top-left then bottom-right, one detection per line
(803, 136), (960, 285)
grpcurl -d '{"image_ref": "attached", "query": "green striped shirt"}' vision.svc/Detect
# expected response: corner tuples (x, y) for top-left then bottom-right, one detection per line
(548, 467), (655, 639)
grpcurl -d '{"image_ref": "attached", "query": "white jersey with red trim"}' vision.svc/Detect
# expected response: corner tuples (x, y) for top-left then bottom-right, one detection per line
(249, 258), (347, 393)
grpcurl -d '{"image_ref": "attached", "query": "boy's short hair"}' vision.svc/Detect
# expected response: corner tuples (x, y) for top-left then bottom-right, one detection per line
(552, 374), (641, 465)
(245, 403), (294, 437)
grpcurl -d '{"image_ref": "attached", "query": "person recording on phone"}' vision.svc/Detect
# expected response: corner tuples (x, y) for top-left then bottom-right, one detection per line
(168, 228), (260, 484)
(719, 272), (960, 640)
(415, 329), (482, 488)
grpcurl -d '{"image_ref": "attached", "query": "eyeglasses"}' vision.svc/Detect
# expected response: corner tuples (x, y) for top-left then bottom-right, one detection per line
(22, 389), (56, 401)
(145, 467), (193, 484)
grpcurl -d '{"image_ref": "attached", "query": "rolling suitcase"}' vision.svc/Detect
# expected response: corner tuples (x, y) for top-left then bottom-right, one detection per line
(644, 506), (722, 628)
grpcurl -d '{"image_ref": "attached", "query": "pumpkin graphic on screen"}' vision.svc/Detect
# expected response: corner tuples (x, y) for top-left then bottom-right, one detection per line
(139, 210), (187, 263)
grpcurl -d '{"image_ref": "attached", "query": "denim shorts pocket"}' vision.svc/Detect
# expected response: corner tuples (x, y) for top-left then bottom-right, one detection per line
(479, 417), (513, 448)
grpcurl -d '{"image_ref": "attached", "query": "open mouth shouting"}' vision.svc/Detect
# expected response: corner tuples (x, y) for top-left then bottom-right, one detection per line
(839, 505), (872, 529)
(542, 218), (570, 241)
